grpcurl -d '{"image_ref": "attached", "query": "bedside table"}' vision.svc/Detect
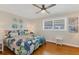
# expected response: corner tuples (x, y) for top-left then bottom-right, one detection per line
(0, 39), (3, 52)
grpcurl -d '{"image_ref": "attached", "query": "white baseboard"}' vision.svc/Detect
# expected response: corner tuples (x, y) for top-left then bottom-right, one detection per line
(46, 40), (79, 48)
(63, 43), (79, 48)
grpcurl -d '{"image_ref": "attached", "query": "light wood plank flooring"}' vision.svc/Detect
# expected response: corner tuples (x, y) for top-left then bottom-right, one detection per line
(0, 42), (79, 55)
(33, 42), (79, 55)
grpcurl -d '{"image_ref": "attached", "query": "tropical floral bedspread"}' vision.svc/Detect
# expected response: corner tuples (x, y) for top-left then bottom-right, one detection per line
(5, 31), (45, 55)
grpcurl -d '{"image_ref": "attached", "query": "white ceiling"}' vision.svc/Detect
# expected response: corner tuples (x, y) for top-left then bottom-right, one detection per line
(0, 4), (79, 20)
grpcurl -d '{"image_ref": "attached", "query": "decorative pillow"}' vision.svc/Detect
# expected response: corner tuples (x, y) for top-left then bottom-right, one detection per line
(8, 30), (18, 38)
(18, 30), (29, 36)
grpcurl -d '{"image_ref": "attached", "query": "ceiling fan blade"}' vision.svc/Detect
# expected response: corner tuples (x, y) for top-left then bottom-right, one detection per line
(32, 4), (41, 9)
(42, 4), (45, 8)
(46, 4), (56, 9)
(36, 10), (42, 14)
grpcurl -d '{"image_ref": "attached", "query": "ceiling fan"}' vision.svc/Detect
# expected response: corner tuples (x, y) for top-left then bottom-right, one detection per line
(32, 4), (56, 14)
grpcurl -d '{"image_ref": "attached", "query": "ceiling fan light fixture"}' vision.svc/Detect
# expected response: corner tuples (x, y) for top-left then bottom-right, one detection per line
(41, 10), (46, 13)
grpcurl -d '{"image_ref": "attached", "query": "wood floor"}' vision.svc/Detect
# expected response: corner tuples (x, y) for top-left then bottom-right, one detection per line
(33, 42), (79, 55)
(0, 42), (79, 55)
(0, 46), (15, 55)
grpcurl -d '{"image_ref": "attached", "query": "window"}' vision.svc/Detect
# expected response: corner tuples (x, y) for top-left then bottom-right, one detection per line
(54, 19), (65, 30)
(43, 18), (66, 31)
(43, 20), (53, 30)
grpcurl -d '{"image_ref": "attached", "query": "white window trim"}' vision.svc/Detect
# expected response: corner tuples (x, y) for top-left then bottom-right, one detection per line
(43, 19), (53, 31)
(43, 17), (67, 31)
(53, 18), (67, 31)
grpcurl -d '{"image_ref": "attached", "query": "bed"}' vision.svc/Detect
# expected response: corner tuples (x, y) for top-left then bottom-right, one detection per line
(5, 30), (46, 55)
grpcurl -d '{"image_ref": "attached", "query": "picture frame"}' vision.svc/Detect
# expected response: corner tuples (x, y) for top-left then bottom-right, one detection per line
(68, 17), (78, 33)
